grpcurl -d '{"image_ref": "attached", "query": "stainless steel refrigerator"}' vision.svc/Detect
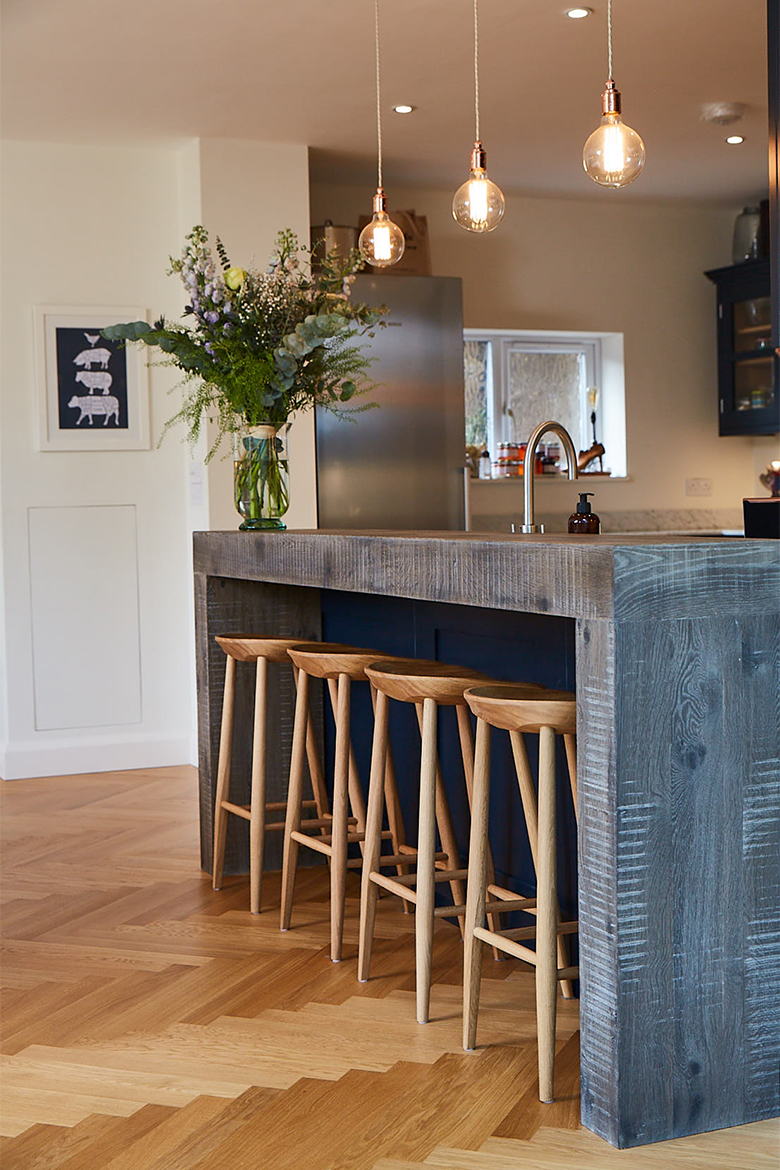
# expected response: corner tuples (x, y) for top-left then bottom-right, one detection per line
(315, 275), (466, 530)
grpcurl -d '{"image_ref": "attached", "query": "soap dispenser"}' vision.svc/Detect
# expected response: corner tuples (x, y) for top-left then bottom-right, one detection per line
(568, 492), (601, 534)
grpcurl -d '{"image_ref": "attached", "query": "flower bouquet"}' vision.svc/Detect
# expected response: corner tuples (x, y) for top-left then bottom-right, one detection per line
(104, 226), (386, 529)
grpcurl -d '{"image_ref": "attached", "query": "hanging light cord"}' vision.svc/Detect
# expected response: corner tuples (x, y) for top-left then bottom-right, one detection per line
(607, 0), (613, 81)
(374, 0), (383, 188)
(473, 0), (480, 142)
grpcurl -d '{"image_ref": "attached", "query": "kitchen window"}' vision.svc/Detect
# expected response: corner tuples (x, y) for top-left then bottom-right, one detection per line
(464, 329), (627, 476)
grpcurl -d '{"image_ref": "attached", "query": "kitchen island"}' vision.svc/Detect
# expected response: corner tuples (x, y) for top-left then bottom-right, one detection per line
(193, 530), (779, 1149)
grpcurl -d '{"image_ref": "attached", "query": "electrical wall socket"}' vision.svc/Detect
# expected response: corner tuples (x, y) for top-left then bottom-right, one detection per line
(686, 477), (713, 497)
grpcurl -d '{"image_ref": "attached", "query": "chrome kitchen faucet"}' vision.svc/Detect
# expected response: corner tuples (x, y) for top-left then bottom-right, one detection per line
(517, 421), (579, 534)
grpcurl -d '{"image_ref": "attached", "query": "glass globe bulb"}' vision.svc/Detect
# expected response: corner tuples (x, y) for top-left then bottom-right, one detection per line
(583, 112), (646, 188)
(453, 169), (505, 232)
(358, 209), (405, 268)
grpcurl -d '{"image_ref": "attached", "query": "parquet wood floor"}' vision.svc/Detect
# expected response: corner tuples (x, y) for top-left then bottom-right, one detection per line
(1, 767), (776, 1168)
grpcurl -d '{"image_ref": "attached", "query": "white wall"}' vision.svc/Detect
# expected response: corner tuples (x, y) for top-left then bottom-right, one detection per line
(0, 137), (314, 779)
(0, 140), (194, 778)
(312, 182), (779, 529)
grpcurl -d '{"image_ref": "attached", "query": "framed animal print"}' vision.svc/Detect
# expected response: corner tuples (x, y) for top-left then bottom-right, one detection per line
(34, 307), (151, 451)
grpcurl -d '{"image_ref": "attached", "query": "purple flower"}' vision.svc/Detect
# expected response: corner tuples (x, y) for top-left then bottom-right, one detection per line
(205, 310), (220, 324)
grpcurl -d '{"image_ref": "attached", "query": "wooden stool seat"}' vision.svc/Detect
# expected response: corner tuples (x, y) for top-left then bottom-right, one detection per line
(365, 659), (491, 705)
(464, 685), (577, 734)
(288, 642), (398, 680)
(359, 658), (514, 1023)
(214, 634), (310, 664)
(212, 634), (328, 915)
(281, 643), (408, 962)
(461, 684), (579, 1105)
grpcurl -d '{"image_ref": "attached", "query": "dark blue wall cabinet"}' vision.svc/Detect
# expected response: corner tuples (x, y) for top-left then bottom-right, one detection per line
(705, 259), (779, 436)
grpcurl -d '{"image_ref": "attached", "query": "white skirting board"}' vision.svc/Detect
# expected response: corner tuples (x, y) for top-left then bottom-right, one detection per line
(0, 733), (194, 780)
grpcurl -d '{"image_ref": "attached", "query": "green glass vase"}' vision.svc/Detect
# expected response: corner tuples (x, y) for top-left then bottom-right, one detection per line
(233, 424), (289, 531)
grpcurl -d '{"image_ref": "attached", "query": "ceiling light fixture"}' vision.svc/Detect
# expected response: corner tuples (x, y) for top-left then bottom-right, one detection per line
(393, 104), (415, 114)
(359, 0), (405, 268)
(582, 0), (646, 188)
(566, 7), (593, 18)
(726, 135), (745, 145)
(452, 0), (505, 232)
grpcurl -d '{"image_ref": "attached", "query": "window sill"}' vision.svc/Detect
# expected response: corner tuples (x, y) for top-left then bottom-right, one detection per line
(471, 474), (632, 484)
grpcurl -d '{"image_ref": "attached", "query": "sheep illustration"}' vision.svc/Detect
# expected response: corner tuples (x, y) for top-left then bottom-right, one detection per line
(75, 370), (113, 393)
(68, 394), (120, 426)
(74, 347), (111, 370)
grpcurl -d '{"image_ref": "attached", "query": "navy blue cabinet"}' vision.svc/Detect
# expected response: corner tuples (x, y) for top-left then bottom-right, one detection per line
(706, 259), (779, 436)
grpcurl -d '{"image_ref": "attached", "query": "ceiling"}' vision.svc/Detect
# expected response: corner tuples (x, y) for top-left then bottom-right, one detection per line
(1, 0), (769, 202)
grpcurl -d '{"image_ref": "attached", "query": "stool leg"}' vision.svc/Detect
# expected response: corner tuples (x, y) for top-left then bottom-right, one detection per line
(463, 716), (491, 1051)
(536, 725), (558, 1104)
(293, 663), (330, 831)
(358, 687), (390, 982)
(371, 685), (411, 909)
(564, 733), (578, 814)
(415, 703), (466, 934)
(249, 656), (268, 915)
(510, 730), (575, 1001)
(212, 654), (236, 891)
(456, 705), (503, 960)
(280, 667), (310, 931)
(416, 696), (438, 1024)
(330, 673), (351, 962)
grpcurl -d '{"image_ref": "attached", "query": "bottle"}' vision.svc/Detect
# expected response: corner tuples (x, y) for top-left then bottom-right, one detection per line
(479, 448), (491, 479)
(568, 492), (601, 534)
(732, 206), (761, 264)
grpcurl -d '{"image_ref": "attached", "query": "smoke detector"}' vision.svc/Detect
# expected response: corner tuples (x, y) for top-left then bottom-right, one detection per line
(700, 102), (747, 126)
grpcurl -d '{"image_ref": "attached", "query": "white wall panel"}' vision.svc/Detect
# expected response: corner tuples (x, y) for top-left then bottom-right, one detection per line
(28, 505), (142, 730)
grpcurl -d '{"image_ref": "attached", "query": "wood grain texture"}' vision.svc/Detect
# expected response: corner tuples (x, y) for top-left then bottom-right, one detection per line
(2, 766), (777, 1169)
(576, 613), (780, 1147)
(193, 532), (779, 622)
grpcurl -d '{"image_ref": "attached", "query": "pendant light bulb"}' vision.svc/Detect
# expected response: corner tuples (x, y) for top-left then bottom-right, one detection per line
(452, 143), (505, 232)
(583, 0), (645, 189)
(453, 0), (505, 233)
(359, 189), (406, 266)
(583, 82), (646, 187)
(361, 0), (405, 268)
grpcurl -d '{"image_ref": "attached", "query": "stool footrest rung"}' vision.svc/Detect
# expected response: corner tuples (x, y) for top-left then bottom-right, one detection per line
(370, 867), (468, 889)
(220, 801), (250, 820)
(265, 800), (317, 812)
(498, 919), (579, 941)
(374, 851), (447, 867)
(265, 816), (335, 833)
(292, 828), (391, 854)
(473, 925), (579, 976)
(487, 884), (536, 904)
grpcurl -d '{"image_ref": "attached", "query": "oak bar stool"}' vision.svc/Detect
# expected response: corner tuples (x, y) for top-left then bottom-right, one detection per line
(211, 635), (329, 915)
(358, 659), (541, 1025)
(462, 684), (579, 1104)
(281, 642), (408, 962)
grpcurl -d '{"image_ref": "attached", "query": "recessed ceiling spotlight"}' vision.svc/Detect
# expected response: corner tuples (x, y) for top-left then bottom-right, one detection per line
(726, 135), (745, 145)
(566, 7), (593, 18)
(393, 104), (415, 114)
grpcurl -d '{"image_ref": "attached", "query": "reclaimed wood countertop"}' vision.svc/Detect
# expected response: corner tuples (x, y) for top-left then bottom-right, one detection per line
(193, 529), (779, 623)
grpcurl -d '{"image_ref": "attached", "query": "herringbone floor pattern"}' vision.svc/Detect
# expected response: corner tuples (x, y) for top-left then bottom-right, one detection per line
(1, 767), (776, 1168)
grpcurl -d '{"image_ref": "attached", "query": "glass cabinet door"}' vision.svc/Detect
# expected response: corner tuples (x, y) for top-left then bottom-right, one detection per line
(730, 295), (776, 415)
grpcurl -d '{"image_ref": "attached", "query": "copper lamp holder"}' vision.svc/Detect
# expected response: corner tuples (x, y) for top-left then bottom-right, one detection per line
(601, 79), (622, 116)
(372, 188), (388, 215)
(470, 141), (488, 172)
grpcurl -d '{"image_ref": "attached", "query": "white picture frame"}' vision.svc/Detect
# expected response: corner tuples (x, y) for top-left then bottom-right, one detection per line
(34, 306), (151, 451)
